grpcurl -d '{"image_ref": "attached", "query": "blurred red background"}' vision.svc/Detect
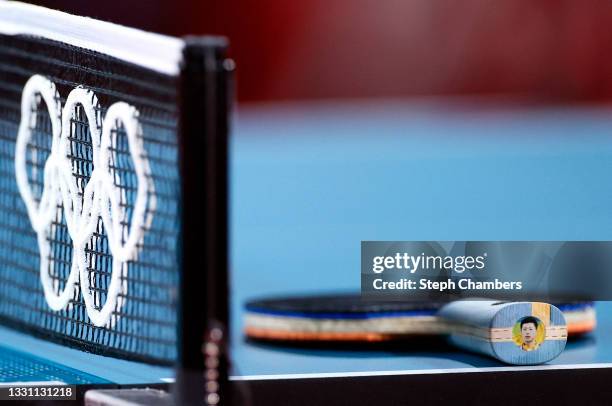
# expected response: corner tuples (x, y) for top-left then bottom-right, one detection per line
(33, 0), (612, 103)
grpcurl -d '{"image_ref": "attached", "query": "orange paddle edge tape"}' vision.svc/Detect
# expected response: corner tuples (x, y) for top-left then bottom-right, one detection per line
(567, 320), (596, 335)
(246, 319), (596, 342)
(245, 327), (396, 342)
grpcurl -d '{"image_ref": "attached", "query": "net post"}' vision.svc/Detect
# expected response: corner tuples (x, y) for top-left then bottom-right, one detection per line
(176, 36), (233, 405)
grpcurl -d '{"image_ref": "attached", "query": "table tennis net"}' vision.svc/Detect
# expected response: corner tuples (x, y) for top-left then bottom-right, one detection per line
(0, 34), (180, 365)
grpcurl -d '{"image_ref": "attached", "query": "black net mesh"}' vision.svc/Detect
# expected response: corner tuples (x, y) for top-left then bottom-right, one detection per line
(0, 35), (180, 365)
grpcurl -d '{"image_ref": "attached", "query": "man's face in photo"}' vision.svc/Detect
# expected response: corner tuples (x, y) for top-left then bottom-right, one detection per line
(521, 322), (537, 344)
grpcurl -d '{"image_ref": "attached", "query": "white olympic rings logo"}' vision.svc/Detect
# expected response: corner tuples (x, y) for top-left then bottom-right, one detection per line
(15, 75), (155, 327)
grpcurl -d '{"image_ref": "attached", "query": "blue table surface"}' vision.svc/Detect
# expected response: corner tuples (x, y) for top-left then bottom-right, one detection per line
(230, 100), (612, 379)
(3, 100), (612, 383)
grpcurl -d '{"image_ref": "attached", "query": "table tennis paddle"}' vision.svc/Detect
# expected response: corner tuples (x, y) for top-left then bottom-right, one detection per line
(244, 294), (595, 365)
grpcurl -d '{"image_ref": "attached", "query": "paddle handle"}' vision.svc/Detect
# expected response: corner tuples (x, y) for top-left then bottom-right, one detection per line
(438, 301), (567, 365)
